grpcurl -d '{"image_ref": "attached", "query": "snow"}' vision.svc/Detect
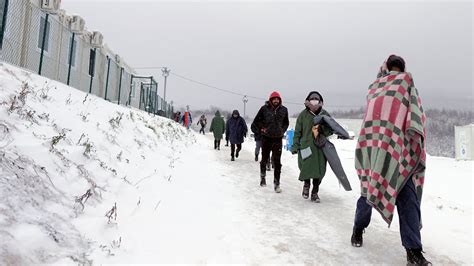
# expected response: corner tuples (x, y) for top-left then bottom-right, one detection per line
(0, 62), (472, 264)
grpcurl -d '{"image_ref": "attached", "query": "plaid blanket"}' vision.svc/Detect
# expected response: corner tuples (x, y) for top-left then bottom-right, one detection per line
(355, 71), (426, 225)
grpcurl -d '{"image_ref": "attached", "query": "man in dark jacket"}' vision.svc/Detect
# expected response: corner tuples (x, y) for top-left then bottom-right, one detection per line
(226, 110), (248, 161)
(251, 91), (289, 193)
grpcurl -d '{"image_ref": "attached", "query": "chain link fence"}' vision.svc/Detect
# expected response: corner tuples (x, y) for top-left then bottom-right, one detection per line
(0, 0), (172, 117)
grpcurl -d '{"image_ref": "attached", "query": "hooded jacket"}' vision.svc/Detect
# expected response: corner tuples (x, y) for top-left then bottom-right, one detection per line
(210, 111), (225, 140)
(251, 91), (289, 139)
(225, 110), (248, 144)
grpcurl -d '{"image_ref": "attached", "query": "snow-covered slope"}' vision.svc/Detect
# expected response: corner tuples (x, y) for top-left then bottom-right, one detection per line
(0, 63), (195, 264)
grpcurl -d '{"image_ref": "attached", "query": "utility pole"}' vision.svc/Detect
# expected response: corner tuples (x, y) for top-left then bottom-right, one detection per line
(243, 95), (248, 119)
(161, 67), (170, 103)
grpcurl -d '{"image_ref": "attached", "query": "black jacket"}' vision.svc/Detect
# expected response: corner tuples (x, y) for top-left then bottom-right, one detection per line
(251, 123), (262, 141)
(251, 102), (289, 139)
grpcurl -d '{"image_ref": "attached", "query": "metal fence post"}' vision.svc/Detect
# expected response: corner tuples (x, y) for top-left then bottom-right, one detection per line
(66, 32), (75, 85)
(0, 0), (9, 50)
(38, 13), (49, 75)
(138, 83), (143, 109)
(154, 82), (158, 115)
(148, 77), (153, 114)
(89, 48), (97, 94)
(104, 56), (111, 100)
(117, 67), (123, 104)
(127, 74), (134, 106)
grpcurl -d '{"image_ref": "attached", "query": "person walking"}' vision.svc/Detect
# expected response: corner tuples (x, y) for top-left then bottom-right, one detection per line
(351, 55), (431, 266)
(291, 91), (333, 202)
(210, 111), (225, 150)
(251, 91), (289, 193)
(225, 110), (248, 161)
(197, 114), (207, 134)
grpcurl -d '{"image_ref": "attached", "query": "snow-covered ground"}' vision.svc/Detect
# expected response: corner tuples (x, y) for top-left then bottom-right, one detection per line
(0, 63), (472, 264)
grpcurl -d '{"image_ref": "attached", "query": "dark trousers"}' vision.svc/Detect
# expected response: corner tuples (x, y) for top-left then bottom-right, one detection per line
(255, 140), (273, 165)
(214, 139), (221, 149)
(255, 140), (262, 156)
(199, 127), (205, 134)
(260, 137), (282, 185)
(230, 143), (242, 157)
(304, 178), (321, 194)
(354, 179), (422, 249)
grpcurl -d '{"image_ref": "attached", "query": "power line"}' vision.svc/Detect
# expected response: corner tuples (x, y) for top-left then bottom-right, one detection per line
(134, 66), (166, 70)
(170, 72), (362, 108)
(170, 72), (306, 106)
(134, 66), (362, 108)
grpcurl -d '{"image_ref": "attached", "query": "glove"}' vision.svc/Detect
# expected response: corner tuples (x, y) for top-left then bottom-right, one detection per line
(291, 149), (298, 155)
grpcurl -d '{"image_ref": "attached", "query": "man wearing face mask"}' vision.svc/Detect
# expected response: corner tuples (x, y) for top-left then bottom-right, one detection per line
(251, 91), (289, 193)
(291, 91), (333, 202)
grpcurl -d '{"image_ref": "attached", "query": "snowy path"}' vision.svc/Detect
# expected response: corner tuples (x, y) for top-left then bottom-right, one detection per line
(119, 132), (462, 264)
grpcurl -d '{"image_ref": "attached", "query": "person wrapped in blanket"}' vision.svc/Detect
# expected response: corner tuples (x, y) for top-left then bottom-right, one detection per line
(351, 55), (431, 266)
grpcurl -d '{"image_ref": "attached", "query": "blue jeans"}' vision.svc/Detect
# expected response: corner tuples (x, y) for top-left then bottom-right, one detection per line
(354, 179), (422, 249)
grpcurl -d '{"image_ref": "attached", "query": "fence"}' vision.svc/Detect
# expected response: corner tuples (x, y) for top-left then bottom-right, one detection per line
(0, 0), (173, 117)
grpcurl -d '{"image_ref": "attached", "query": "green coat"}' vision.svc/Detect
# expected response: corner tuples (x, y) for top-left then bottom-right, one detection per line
(210, 111), (225, 140)
(291, 109), (333, 181)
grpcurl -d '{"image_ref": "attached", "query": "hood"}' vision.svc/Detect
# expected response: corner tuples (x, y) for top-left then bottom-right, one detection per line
(269, 91), (282, 108)
(215, 110), (221, 117)
(269, 91), (282, 102)
(305, 91), (324, 102)
(232, 110), (240, 117)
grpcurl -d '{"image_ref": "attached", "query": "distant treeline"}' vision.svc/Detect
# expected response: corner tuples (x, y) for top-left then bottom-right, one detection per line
(331, 108), (473, 158)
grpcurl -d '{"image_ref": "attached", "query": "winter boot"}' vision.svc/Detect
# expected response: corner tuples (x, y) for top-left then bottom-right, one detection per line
(406, 249), (432, 266)
(274, 184), (282, 193)
(311, 193), (320, 203)
(217, 140), (221, 150)
(236, 150), (240, 158)
(266, 161), (271, 171)
(351, 228), (364, 247)
(214, 140), (217, 150)
(302, 181), (310, 199)
(231, 156), (235, 161)
(310, 185), (320, 202)
(255, 154), (258, 162)
(260, 173), (266, 187)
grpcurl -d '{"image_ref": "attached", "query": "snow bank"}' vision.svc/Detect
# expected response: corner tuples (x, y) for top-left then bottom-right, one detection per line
(0, 63), (195, 264)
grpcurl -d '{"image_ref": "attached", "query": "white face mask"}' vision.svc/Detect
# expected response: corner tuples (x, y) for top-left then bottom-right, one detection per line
(310, 99), (320, 106)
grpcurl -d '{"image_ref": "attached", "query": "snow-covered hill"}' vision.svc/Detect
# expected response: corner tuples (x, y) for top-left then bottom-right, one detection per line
(0, 63), (195, 264)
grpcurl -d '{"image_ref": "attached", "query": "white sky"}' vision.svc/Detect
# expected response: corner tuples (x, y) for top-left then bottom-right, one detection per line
(61, 0), (473, 116)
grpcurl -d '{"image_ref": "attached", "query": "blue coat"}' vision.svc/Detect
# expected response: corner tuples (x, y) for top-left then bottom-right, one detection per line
(226, 111), (248, 144)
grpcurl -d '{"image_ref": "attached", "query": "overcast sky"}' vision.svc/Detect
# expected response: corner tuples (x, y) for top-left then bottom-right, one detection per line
(61, 0), (473, 116)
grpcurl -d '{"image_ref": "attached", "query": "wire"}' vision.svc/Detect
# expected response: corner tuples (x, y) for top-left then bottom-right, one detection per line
(170, 72), (308, 106)
(134, 66), (166, 70)
(133, 66), (361, 108)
